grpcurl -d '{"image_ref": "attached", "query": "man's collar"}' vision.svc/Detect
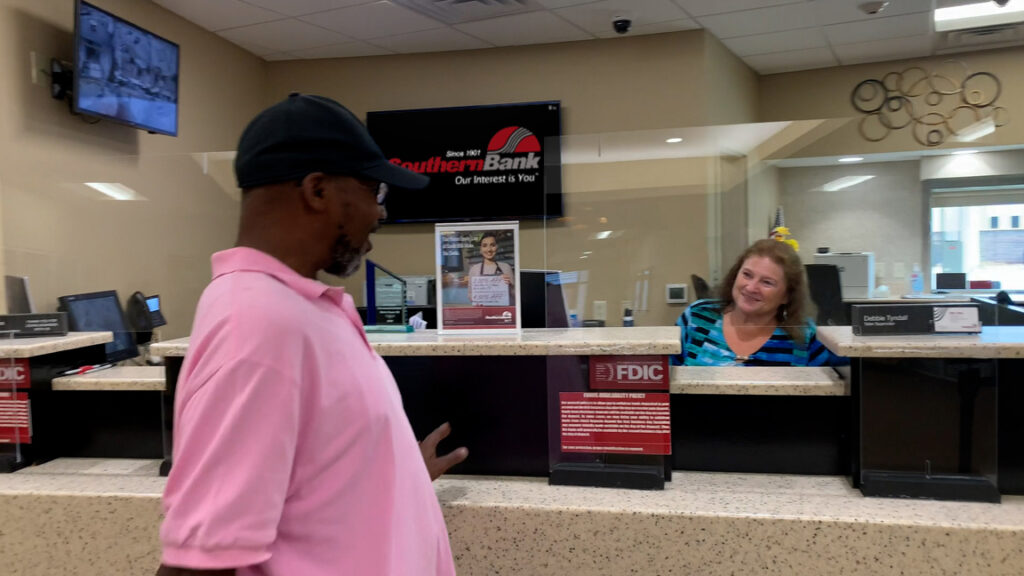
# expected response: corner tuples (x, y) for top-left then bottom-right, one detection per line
(211, 247), (347, 304)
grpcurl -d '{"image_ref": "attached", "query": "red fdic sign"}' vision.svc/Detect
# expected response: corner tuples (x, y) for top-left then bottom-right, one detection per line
(0, 391), (31, 444)
(0, 359), (30, 389)
(589, 355), (668, 390)
(559, 392), (670, 455)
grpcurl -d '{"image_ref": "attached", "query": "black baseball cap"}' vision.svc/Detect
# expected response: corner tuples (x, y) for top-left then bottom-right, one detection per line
(234, 93), (429, 190)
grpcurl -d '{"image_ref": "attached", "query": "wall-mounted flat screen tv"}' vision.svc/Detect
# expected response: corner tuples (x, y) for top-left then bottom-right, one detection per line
(74, 0), (179, 136)
(367, 101), (562, 223)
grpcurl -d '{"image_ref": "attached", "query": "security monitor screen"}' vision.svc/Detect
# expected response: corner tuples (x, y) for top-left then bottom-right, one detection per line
(61, 291), (138, 363)
(74, 0), (179, 136)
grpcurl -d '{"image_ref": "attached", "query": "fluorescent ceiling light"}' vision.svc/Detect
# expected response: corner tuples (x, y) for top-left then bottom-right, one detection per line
(822, 175), (875, 192)
(84, 182), (146, 201)
(953, 117), (996, 142)
(594, 230), (613, 240)
(838, 156), (864, 163)
(952, 149), (979, 155)
(935, 0), (1024, 32)
(665, 137), (683, 143)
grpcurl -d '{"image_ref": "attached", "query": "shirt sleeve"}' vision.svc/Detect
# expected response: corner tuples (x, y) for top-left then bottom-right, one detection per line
(804, 323), (850, 367)
(160, 356), (301, 570)
(670, 310), (689, 366)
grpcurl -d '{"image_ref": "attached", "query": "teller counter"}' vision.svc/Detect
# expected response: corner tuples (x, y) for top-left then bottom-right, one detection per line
(1, 458), (1023, 576)
(153, 329), (852, 478)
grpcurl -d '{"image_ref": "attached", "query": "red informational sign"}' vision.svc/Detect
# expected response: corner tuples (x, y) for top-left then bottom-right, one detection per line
(559, 392), (670, 455)
(589, 355), (668, 390)
(0, 391), (31, 444)
(0, 358), (30, 390)
(442, 306), (517, 329)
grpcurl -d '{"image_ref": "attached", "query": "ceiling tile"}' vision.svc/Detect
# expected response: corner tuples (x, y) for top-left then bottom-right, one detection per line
(833, 34), (934, 66)
(697, 3), (819, 39)
(535, 0), (597, 8)
(743, 46), (837, 74)
(811, 0), (934, 26)
(217, 19), (352, 52)
(554, 0), (690, 35)
(220, 37), (278, 56)
(722, 27), (827, 57)
(368, 27), (493, 53)
(300, 2), (444, 40)
(672, 0), (803, 18)
(288, 42), (394, 59)
(455, 11), (592, 46)
(592, 17), (700, 39)
(153, 0), (282, 31)
(241, 0), (368, 17)
(823, 12), (932, 46)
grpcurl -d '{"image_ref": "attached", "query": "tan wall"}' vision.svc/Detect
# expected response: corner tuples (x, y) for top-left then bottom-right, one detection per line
(268, 31), (755, 326)
(0, 0), (267, 337)
(780, 160), (925, 294)
(759, 47), (1024, 157)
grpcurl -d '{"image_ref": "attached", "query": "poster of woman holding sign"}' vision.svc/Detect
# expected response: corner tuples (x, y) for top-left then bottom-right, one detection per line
(436, 222), (521, 332)
(468, 232), (515, 306)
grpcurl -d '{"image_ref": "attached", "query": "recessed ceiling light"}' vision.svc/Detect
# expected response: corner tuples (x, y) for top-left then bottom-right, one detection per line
(952, 149), (979, 155)
(84, 182), (146, 201)
(838, 157), (864, 163)
(665, 137), (683, 143)
(594, 230), (613, 240)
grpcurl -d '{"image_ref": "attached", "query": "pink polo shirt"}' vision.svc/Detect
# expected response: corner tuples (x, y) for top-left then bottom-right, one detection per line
(161, 247), (455, 576)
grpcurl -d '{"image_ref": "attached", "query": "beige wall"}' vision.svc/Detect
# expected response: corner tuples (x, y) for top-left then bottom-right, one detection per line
(780, 160), (925, 294)
(759, 47), (1024, 158)
(0, 0), (267, 337)
(266, 31), (756, 326)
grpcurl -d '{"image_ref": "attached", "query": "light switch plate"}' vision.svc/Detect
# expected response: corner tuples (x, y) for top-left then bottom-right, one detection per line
(592, 300), (607, 321)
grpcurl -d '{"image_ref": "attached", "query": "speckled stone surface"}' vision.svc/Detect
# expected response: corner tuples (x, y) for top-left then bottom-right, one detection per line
(0, 332), (112, 358)
(1, 464), (1022, 575)
(51, 366), (166, 391)
(671, 366), (847, 395)
(150, 327), (682, 357)
(818, 326), (1024, 358)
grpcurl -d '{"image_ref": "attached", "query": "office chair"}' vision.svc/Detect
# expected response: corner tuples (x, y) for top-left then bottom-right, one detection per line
(690, 274), (713, 301)
(804, 264), (847, 326)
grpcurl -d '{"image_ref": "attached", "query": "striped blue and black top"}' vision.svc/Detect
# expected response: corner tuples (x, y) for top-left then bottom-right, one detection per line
(670, 299), (849, 367)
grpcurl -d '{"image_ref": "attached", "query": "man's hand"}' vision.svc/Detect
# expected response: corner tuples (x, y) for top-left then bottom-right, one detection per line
(420, 422), (468, 480)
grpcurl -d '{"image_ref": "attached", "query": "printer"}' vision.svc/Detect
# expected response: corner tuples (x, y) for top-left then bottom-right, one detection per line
(813, 252), (875, 299)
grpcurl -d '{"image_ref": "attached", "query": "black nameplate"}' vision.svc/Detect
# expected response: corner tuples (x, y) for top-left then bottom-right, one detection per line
(851, 304), (981, 335)
(0, 312), (69, 338)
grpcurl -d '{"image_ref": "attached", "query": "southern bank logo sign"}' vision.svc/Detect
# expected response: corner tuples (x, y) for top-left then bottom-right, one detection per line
(388, 126), (542, 175)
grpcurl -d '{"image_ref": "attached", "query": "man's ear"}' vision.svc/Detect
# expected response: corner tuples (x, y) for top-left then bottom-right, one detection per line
(299, 172), (330, 213)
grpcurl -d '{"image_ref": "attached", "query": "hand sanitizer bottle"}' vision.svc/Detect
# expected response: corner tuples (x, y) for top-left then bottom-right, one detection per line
(623, 308), (634, 327)
(910, 263), (924, 294)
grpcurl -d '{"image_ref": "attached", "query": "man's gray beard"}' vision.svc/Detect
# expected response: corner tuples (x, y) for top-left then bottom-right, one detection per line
(323, 234), (363, 278)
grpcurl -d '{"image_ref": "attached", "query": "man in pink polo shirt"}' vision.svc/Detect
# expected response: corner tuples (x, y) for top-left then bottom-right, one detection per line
(158, 94), (467, 576)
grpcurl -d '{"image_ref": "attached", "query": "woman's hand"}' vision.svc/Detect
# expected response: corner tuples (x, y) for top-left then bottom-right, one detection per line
(501, 274), (511, 285)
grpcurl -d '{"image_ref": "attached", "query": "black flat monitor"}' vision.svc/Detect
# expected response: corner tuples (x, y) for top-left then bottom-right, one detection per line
(58, 290), (139, 363)
(73, 0), (179, 136)
(520, 270), (569, 329)
(936, 272), (967, 290)
(4, 275), (34, 314)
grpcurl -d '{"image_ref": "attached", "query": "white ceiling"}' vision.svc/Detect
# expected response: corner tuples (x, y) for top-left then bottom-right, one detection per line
(151, 0), (1024, 75)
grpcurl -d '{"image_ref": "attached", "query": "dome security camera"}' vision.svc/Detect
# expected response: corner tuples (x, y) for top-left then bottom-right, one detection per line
(857, 1), (889, 14)
(994, 0), (1010, 6)
(612, 17), (632, 34)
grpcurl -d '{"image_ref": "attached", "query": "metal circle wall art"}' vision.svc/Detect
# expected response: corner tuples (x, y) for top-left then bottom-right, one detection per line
(850, 60), (1009, 147)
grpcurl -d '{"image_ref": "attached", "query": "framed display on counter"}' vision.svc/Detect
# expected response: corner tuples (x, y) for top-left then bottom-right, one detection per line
(435, 221), (521, 333)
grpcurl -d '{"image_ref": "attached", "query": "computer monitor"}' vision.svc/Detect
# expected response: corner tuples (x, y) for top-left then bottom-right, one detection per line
(805, 264), (847, 326)
(4, 275), (34, 314)
(936, 272), (967, 290)
(520, 270), (569, 329)
(58, 290), (139, 363)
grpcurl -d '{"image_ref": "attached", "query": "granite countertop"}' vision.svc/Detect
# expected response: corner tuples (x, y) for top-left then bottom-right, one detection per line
(151, 327), (682, 357)
(817, 326), (1024, 358)
(3, 459), (1020, 531)
(51, 366), (166, 391)
(3, 459), (1023, 575)
(0, 332), (112, 359)
(671, 366), (847, 396)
